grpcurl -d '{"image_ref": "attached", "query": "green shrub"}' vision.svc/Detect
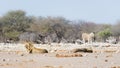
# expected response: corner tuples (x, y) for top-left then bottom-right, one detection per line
(5, 31), (20, 39)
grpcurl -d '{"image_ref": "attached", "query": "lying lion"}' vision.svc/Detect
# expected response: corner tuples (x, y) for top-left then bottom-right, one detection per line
(24, 41), (48, 53)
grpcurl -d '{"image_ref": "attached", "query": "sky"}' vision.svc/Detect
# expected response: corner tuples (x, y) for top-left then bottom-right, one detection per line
(0, 0), (120, 24)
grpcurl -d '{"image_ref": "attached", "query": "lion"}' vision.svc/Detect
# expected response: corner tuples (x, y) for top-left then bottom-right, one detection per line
(56, 53), (83, 57)
(82, 32), (95, 43)
(71, 48), (93, 53)
(24, 41), (48, 53)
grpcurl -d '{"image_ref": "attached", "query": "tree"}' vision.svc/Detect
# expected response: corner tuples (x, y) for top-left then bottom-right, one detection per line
(78, 21), (97, 33)
(0, 10), (34, 41)
(29, 16), (70, 42)
(111, 22), (120, 36)
(97, 28), (112, 42)
(2, 10), (33, 31)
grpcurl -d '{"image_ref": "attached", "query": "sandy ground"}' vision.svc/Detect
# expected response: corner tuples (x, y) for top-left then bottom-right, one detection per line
(0, 52), (120, 68)
(0, 43), (120, 68)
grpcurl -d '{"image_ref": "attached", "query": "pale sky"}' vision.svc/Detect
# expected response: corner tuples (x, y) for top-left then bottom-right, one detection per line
(0, 0), (120, 24)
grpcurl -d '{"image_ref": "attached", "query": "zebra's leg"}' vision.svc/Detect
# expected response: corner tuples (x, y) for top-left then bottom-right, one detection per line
(83, 39), (85, 44)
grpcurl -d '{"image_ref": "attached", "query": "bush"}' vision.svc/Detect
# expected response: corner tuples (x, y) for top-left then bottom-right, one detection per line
(5, 31), (20, 40)
(97, 28), (112, 42)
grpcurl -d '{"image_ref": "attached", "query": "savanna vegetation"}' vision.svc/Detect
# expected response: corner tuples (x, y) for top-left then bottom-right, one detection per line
(0, 10), (120, 43)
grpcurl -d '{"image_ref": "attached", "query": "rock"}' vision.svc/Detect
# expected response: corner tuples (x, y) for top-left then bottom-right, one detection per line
(105, 59), (108, 62)
(95, 56), (97, 58)
(20, 54), (24, 56)
(93, 66), (97, 68)
(2, 59), (5, 61)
